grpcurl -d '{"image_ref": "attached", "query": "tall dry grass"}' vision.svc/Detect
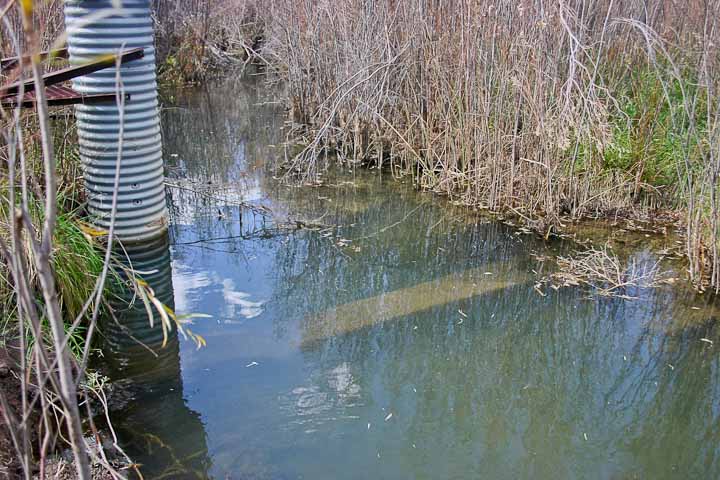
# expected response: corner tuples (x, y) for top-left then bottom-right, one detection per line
(260, 0), (720, 291)
(152, 0), (264, 82)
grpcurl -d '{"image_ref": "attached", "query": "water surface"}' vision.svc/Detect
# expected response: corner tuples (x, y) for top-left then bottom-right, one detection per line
(108, 75), (720, 479)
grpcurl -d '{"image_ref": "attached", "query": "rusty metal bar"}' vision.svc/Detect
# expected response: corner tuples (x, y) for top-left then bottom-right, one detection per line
(0, 47), (69, 69)
(1, 84), (130, 108)
(0, 47), (144, 97)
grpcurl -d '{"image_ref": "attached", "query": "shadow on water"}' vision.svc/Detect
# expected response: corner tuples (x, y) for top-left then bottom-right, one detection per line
(98, 72), (720, 479)
(103, 233), (211, 479)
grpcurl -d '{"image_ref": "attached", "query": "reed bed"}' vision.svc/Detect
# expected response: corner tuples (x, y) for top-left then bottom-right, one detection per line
(153, 0), (265, 83)
(257, 0), (720, 291)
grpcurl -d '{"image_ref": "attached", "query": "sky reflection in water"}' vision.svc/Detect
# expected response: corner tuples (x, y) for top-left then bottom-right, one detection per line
(107, 75), (720, 480)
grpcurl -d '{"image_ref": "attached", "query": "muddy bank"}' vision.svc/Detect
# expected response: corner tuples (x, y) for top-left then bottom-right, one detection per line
(0, 346), (127, 480)
(0, 345), (29, 479)
(31, 457), (120, 480)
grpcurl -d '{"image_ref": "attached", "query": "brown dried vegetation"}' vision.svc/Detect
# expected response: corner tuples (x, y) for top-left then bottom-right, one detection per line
(258, 0), (720, 291)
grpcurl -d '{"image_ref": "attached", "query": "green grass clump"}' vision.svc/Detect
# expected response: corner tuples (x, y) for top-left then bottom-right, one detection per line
(604, 68), (708, 189)
(0, 195), (112, 361)
(51, 211), (107, 322)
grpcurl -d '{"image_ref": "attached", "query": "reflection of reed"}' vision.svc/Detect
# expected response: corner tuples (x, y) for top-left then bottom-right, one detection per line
(103, 232), (212, 479)
(264, 176), (720, 477)
(163, 72), (285, 242)
(301, 283), (720, 477)
(269, 174), (531, 321)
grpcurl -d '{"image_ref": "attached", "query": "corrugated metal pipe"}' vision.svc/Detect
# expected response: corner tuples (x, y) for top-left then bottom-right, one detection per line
(65, 0), (167, 242)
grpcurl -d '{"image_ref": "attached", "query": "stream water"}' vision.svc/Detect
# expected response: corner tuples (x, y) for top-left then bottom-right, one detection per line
(105, 74), (720, 479)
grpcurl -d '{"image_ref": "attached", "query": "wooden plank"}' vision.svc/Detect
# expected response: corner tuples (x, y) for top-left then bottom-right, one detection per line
(0, 47), (144, 97)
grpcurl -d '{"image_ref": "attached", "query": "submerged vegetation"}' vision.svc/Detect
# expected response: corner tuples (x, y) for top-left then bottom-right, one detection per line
(546, 244), (671, 299)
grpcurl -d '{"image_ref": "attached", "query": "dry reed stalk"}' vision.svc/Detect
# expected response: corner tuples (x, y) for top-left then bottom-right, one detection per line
(551, 245), (669, 299)
(259, 0), (720, 291)
(152, 0), (265, 81)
